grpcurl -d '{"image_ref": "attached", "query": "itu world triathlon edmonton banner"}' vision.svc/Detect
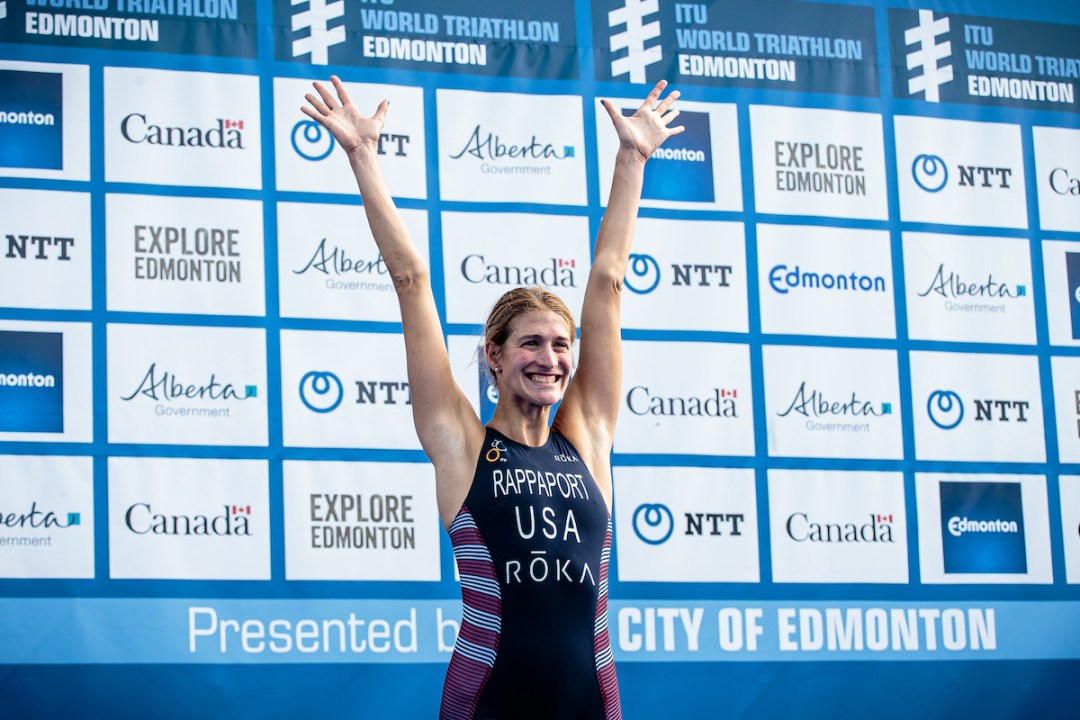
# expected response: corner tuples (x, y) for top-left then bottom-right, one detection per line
(1, 1), (1078, 718)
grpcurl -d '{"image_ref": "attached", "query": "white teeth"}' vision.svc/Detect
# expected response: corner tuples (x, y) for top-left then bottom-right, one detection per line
(529, 374), (556, 384)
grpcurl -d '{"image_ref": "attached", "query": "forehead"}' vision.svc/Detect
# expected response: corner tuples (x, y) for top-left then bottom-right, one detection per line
(507, 309), (573, 339)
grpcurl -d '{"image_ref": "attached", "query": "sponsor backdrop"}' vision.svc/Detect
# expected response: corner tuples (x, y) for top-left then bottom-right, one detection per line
(1, 0), (1078, 717)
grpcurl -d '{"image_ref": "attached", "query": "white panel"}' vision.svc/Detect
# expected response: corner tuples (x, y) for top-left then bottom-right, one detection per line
(106, 324), (268, 446)
(750, 105), (888, 220)
(106, 194), (266, 316)
(108, 457), (269, 580)
(283, 460), (440, 581)
(437, 89), (587, 205)
(769, 470), (908, 584)
(104, 67), (262, 189)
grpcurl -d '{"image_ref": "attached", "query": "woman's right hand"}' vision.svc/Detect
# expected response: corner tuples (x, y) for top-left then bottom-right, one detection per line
(301, 75), (387, 158)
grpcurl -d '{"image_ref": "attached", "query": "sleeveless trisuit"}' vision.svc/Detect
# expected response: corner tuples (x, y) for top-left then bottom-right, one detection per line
(440, 428), (621, 720)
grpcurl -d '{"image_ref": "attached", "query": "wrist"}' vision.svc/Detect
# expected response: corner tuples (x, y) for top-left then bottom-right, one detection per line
(614, 146), (648, 170)
(347, 140), (381, 161)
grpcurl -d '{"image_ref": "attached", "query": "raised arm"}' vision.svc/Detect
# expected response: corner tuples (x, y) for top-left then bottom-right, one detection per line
(303, 77), (483, 525)
(555, 81), (683, 496)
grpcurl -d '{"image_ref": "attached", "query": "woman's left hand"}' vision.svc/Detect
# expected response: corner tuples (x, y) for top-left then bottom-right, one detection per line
(600, 80), (685, 162)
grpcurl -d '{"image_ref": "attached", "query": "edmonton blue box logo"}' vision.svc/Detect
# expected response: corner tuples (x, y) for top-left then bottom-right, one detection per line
(0, 69), (63, 171)
(940, 481), (1026, 574)
(0, 331), (64, 433)
(638, 109), (714, 203)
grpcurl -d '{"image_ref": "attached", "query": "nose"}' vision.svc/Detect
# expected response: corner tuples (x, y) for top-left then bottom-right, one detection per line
(537, 343), (558, 369)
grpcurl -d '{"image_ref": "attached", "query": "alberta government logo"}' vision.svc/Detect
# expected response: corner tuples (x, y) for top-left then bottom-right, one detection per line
(0, 501), (81, 546)
(293, 237), (394, 293)
(777, 381), (891, 433)
(120, 363), (257, 418)
(939, 481), (1025, 574)
(449, 124), (574, 176)
(916, 263), (1026, 310)
(624, 252), (733, 295)
(0, 68), (63, 170)
(0, 330), (63, 433)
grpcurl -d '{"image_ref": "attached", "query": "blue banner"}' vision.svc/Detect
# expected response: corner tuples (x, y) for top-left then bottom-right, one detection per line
(889, 8), (1079, 111)
(593, 0), (878, 95)
(1, 598), (1078, 664)
(0, 0), (258, 57)
(273, 0), (579, 78)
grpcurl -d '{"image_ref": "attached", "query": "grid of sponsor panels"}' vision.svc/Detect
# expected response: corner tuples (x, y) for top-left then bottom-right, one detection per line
(1, 0), (1079, 716)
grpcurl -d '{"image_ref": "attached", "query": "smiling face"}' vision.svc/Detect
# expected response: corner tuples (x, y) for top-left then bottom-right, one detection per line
(487, 309), (574, 409)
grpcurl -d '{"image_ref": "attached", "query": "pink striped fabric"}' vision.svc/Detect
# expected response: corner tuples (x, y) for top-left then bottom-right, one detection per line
(593, 520), (622, 719)
(440, 507), (502, 720)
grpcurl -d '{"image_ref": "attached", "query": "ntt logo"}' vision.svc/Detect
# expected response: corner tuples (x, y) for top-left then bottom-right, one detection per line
(947, 516), (1019, 537)
(631, 503), (674, 545)
(624, 253), (661, 294)
(299, 371), (344, 413)
(912, 154), (948, 192)
(927, 389), (964, 430)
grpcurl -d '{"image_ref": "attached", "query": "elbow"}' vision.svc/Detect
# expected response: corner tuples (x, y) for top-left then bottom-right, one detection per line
(392, 265), (430, 294)
(590, 267), (625, 298)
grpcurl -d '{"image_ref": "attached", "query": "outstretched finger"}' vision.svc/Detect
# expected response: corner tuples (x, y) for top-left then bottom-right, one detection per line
(330, 75), (353, 108)
(599, 98), (625, 125)
(372, 98), (390, 125)
(304, 92), (331, 117)
(660, 108), (681, 126)
(637, 79), (668, 113)
(299, 104), (320, 122)
(655, 88), (680, 116)
(667, 124), (686, 138)
(313, 80), (339, 111)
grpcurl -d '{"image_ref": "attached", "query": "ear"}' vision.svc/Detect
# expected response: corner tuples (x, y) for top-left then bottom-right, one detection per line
(484, 341), (500, 370)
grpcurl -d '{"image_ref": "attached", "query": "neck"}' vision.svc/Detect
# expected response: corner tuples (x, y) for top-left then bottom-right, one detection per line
(488, 401), (552, 447)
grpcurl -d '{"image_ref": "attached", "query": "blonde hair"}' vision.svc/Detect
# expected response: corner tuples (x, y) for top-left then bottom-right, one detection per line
(480, 287), (576, 387)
